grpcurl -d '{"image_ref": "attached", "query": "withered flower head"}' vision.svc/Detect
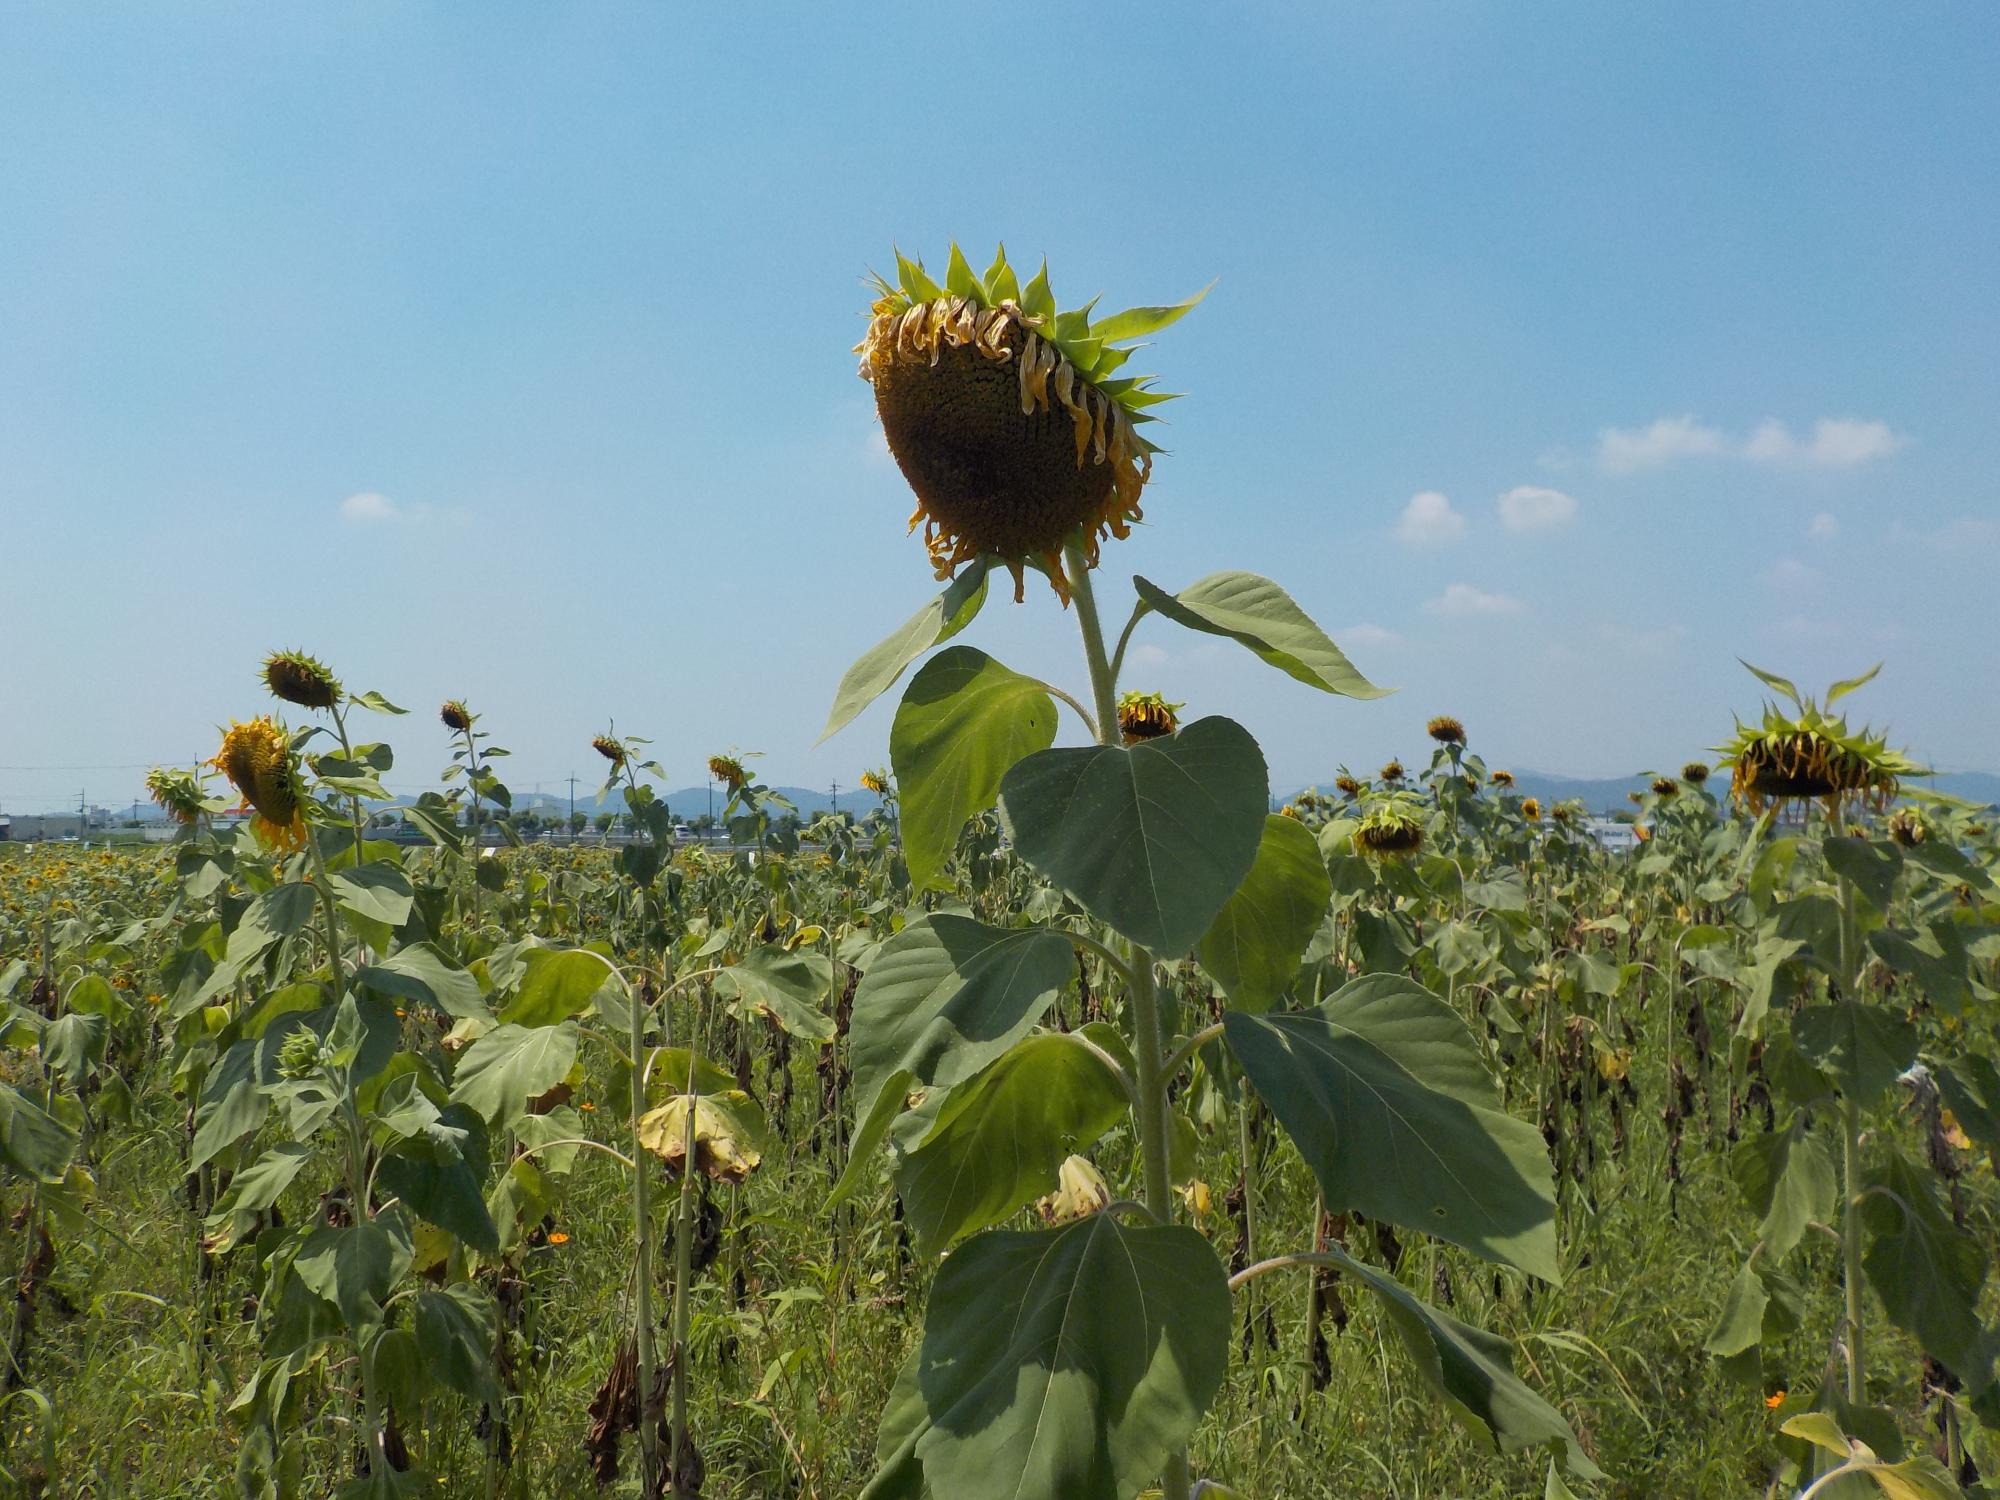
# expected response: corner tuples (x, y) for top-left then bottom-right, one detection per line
(858, 244), (1204, 603)
(1651, 777), (1679, 798)
(1426, 715), (1466, 746)
(211, 717), (306, 851)
(261, 650), (342, 711)
(1886, 809), (1927, 848)
(1379, 760), (1405, 784)
(1116, 691), (1182, 745)
(1355, 797), (1425, 861)
(860, 767), (890, 796)
(1334, 774), (1362, 798)
(1681, 761), (1711, 786)
(440, 700), (473, 732)
(592, 735), (626, 767)
(1490, 769), (1515, 788)
(708, 755), (749, 792)
(145, 766), (206, 827)
(1715, 663), (1925, 817)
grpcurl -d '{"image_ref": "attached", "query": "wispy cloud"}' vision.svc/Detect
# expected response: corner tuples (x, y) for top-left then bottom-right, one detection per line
(1497, 484), (1577, 532)
(1395, 490), (1465, 546)
(1595, 414), (1903, 474)
(337, 491), (469, 528)
(1808, 511), (1840, 541)
(339, 491), (400, 523)
(1742, 417), (1902, 467)
(1337, 623), (1402, 648)
(1598, 416), (1729, 474)
(1426, 583), (1523, 617)
(1762, 557), (1821, 591)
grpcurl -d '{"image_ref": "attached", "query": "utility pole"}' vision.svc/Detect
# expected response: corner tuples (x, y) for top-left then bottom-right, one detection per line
(830, 780), (840, 815)
(567, 775), (578, 840)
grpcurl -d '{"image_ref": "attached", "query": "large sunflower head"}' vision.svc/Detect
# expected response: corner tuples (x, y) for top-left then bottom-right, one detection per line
(1714, 662), (1926, 817)
(211, 717), (306, 851)
(261, 650), (342, 711)
(1426, 715), (1466, 746)
(145, 766), (207, 827)
(1355, 795), (1426, 862)
(858, 244), (1205, 603)
(1116, 691), (1183, 745)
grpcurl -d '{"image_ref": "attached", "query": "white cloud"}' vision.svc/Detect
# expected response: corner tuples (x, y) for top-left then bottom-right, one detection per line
(1808, 511), (1840, 541)
(1338, 623), (1402, 648)
(1497, 484), (1577, 532)
(1426, 583), (1524, 617)
(1763, 557), (1821, 591)
(339, 491), (399, 523)
(1743, 417), (1902, 468)
(1596, 414), (1902, 473)
(1395, 490), (1465, 546)
(1128, 642), (1171, 667)
(1597, 416), (1730, 474)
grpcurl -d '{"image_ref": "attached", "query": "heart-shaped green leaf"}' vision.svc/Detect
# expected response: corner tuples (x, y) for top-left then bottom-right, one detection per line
(893, 647), (1057, 892)
(1198, 813), (1331, 1012)
(1000, 716), (1269, 956)
(862, 1215), (1230, 1500)
(1224, 974), (1558, 1280)
(820, 561), (991, 743)
(1134, 572), (1388, 699)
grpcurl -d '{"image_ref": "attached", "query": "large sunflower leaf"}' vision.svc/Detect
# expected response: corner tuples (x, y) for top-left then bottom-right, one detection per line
(847, 912), (1075, 1133)
(860, 1215), (1230, 1500)
(1000, 716), (1268, 957)
(1861, 1151), (1994, 1392)
(446, 1023), (579, 1129)
(716, 945), (835, 1042)
(1134, 573), (1389, 700)
(892, 647), (1057, 893)
(1198, 813), (1331, 1012)
(895, 1033), (1128, 1251)
(819, 561), (992, 744)
(1224, 974), (1559, 1280)
(1318, 1241), (1601, 1478)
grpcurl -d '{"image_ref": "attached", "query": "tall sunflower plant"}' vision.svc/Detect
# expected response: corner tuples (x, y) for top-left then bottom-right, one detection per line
(182, 656), (571, 1495)
(1700, 661), (2000, 1477)
(822, 244), (1601, 1500)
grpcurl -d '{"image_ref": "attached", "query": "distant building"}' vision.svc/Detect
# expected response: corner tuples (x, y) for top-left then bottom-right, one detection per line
(1588, 818), (1639, 853)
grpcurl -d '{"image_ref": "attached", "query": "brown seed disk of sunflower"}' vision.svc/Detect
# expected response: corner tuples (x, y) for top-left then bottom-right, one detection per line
(440, 700), (472, 732)
(592, 735), (625, 766)
(861, 297), (1147, 602)
(1426, 715), (1466, 746)
(1357, 821), (1424, 858)
(262, 651), (341, 710)
(1680, 761), (1711, 785)
(1731, 732), (1895, 813)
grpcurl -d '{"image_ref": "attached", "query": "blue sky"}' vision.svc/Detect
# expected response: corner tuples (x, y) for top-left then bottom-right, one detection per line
(4, 4), (1997, 814)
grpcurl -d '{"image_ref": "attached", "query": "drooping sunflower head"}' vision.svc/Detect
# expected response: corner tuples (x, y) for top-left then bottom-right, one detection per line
(1426, 715), (1466, 746)
(1334, 774), (1362, 799)
(1886, 809), (1928, 848)
(211, 717), (306, 851)
(1681, 761), (1712, 786)
(1521, 797), (1543, 822)
(1490, 769), (1515, 788)
(1355, 796), (1425, 861)
(1651, 777), (1679, 799)
(1279, 803), (1304, 820)
(860, 767), (891, 797)
(261, 650), (342, 711)
(1714, 662), (1926, 817)
(1551, 802), (1575, 824)
(1294, 788), (1325, 813)
(145, 766), (207, 827)
(1633, 822), (1652, 843)
(708, 755), (749, 793)
(1379, 760), (1406, 784)
(592, 735), (626, 767)
(1116, 691), (1183, 745)
(440, 700), (473, 732)
(858, 244), (1205, 603)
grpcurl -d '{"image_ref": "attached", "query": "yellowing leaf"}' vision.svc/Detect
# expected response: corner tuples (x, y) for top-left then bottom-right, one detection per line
(636, 1094), (762, 1183)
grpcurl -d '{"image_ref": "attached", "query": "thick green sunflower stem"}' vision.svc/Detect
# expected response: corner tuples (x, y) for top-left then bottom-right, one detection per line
(1064, 541), (1192, 1500)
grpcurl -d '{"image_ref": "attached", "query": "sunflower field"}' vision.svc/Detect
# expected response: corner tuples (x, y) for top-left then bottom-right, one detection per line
(2, 248), (1998, 1500)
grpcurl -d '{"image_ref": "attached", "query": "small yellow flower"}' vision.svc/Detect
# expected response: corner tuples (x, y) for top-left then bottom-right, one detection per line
(547, 1230), (570, 1246)
(1765, 1390), (1785, 1410)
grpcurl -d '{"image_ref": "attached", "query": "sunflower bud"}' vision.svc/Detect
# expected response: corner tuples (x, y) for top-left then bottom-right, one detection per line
(1116, 692), (1182, 745)
(440, 700), (473, 732)
(276, 1028), (327, 1080)
(1425, 715), (1466, 746)
(261, 650), (342, 711)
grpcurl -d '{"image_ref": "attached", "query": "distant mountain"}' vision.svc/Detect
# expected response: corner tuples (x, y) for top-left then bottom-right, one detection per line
(1290, 768), (2000, 815)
